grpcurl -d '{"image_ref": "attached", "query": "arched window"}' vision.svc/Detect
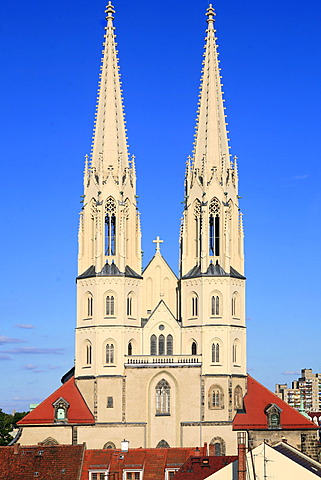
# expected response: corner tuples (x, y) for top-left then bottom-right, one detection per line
(127, 295), (132, 316)
(128, 342), (133, 356)
(156, 439), (170, 448)
(156, 379), (171, 415)
(104, 441), (116, 449)
(191, 294), (198, 317)
(105, 197), (116, 256)
(166, 335), (173, 355)
(159, 335), (165, 355)
(150, 335), (157, 356)
(106, 295), (115, 316)
(84, 341), (92, 366)
(209, 437), (226, 456)
(232, 292), (238, 317)
(87, 294), (93, 317)
(211, 295), (220, 316)
(106, 344), (114, 364)
(191, 341), (197, 355)
(212, 343), (220, 363)
(208, 385), (224, 410)
(209, 198), (220, 256)
(194, 200), (201, 258)
(234, 385), (243, 410)
(233, 339), (240, 364)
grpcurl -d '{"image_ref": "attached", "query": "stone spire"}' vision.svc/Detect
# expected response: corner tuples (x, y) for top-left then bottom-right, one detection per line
(192, 4), (230, 181)
(91, 2), (129, 181)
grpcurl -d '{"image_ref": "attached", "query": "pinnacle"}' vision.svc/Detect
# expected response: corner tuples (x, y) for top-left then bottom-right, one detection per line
(105, 2), (115, 20)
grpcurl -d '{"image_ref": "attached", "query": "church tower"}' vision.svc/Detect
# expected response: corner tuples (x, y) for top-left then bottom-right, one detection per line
(17, 3), (247, 455)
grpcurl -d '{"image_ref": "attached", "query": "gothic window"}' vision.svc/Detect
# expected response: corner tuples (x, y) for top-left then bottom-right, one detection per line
(211, 295), (220, 316)
(157, 440), (170, 448)
(232, 292), (239, 317)
(103, 441), (116, 449)
(106, 343), (114, 364)
(209, 437), (226, 456)
(233, 339), (240, 365)
(127, 294), (133, 316)
(84, 292), (93, 319)
(208, 385), (224, 410)
(105, 197), (116, 256)
(150, 335), (157, 355)
(106, 295), (115, 316)
(209, 197), (220, 256)
(191, 294), (199, 317)
(84, 340), (92, 366)
(191, 341), (197, 355)
(212, 342), (220, 363)
(159, 335), (165, 355)
(128, 342), (133, 356)
(234, 385), (243, 410)
(194, 200), (201, 258)
(166, 335), (173, 355)
(156, 379), (171, 415)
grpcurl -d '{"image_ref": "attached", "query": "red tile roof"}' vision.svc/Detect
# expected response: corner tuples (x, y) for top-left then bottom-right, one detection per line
(81, 447), (205, 480)
(172, 456), (237, 480)
(0, 444), (85, 480)
(18, 377), (95, 425)
(233, 376), (317, 430)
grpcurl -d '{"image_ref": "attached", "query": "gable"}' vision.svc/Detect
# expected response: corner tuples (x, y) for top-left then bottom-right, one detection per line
(233, 376), (317, 430)
(18, 377), (94, 425)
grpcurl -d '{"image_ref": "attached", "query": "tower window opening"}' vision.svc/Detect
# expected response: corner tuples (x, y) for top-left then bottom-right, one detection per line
(105, 197), (116, 256)
(128, 342), (132, 356)
(192, 294), (198, 317)
(191, 341), (197, 355)
(211, 295), (220, 316)
(106, 295), (115, 316)
(209, 198), (220, 256)
(194, 200), (201, 259)
(156, 379), (171, 415)
(85, 342), (92, 366)
(212, 343), (220, 363)
(106, 343), (114, 364)
(127, 295), (132, 316)
(209, 386), (224, 410)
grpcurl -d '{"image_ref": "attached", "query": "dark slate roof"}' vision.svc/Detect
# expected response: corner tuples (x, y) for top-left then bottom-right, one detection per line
(274, 442), (321, 477)
(0, 444), (85, 480)
(77, 262), (142, 279)
(182, 262), (245, 280)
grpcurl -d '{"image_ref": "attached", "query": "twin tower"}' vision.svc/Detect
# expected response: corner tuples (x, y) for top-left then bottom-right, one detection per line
(75, 2), (246, 453)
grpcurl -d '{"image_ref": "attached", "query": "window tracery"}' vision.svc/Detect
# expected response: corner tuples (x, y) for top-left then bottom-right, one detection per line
(211, 295), (220, 316)
(212, 342), (220, 363)
(208, 385), (224, 410)
(106, 343), (114, 364)
(106, 295), (115, 316)
(156, 379), (171, 415)
(209, 197), (220, 256)
(105, 197), (116, 256)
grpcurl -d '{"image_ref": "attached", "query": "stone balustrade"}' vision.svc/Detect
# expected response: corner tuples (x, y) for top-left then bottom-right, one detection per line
(124, 354), (202, 367)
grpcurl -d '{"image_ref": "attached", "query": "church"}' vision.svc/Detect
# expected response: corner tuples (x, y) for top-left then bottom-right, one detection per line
(17, 2), (318, 457)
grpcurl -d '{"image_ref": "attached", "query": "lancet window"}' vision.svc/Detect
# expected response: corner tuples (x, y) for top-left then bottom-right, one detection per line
(84, 341), (92, 366)
(150, 334), (174, 355)
(191, 294), (199, 317)
(209, 198), (220, 256)
(128, 342), (133, 356)
(105, 197), (116, 256)
(208, 385), (224, 409)
(211, 295), (220, 316)
(194, 200), (201, 258)
(106, 343), (114, 364)
(166, 335), (173, 355)
(191, 341), (197, 355)
(159, 335), (165, 355)
(234, 385), (243, 410)
(127, 294), (132, 316)
(212, 342), (220, 363)
(156, 379), (171, 415)
(150, 335), (157, 355)
(106, 295), (115, 316)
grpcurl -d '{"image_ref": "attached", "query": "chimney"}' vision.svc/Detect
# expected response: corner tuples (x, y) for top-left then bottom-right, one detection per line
(237, 433), (246, 480)
(13, 443), (20, 455)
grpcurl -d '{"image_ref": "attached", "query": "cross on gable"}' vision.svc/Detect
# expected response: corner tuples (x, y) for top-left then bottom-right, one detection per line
(153, 236), (163, 253)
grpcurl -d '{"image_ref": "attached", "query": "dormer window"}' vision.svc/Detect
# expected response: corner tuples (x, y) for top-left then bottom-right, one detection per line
(265, 403), (282, 429)
(53, 397), (69, 423)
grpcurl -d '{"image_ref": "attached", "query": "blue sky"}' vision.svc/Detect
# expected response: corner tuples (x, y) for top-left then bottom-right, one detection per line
(0, 0), (320, 413)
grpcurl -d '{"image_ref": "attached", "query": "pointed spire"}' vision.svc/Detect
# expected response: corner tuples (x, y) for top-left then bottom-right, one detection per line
(91, 2), (129, 181)
(192, 5), (230, 181)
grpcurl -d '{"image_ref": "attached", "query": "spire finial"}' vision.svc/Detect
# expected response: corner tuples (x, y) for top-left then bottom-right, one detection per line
(206, 4), (216, 25)
(105, 2), (115, 23)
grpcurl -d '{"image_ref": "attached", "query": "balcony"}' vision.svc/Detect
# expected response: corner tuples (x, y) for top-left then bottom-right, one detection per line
(124, 354), (202, 368)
